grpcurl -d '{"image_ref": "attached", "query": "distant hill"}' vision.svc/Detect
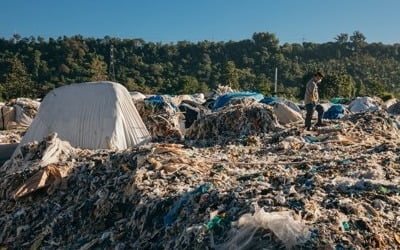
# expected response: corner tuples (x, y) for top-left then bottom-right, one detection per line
(1, 31), (399, 100)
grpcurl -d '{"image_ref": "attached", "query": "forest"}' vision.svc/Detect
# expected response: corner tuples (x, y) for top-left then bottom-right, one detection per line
(0, 31), (399, 101)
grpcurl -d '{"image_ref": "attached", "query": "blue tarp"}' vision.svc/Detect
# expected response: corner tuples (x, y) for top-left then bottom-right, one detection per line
(259, 96), (282, 105)
(145, 95), (178, 110)
(146, 95), (165, 103)
(212, 92), (264, 110)
(323, 104), (345, 119)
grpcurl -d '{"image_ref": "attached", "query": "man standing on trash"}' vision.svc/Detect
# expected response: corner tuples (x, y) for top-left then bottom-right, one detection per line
(304, 71), (325, 131)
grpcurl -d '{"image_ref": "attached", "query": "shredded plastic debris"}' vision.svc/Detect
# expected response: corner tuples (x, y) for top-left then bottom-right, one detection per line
(185, 101), (279, 144)
(0, 95), (400, 249)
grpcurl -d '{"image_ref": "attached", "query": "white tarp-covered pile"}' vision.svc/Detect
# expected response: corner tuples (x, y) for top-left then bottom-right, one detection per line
(273, 102), (304, 125)
(348, 96), (381, 113)
(13, 98), (41, 127)
(129, 91), (147, 101)
(15, 81), (151, 154)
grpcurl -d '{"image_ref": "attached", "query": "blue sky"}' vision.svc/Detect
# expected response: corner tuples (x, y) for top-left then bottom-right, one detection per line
(1, 0), (399, 44)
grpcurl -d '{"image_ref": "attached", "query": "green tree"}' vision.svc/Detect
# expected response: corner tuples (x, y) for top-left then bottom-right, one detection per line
(355, 80), (367, 96)
(350, 31), (366, 54)
(0, 33), (399, 99)
(124, 78), (140, 91)
(237, 68), (257, 90)
(88, 54), (107, 81)
(220, 61), (239, 89)
(1, 56), (33, 99)
(334, 33), (349, 44)
(334, 33), (349, 58)
(175, 75), (207, 94)
(364, 78), (387, 96)
(254, 74), (272, 96)
(319, 72), (355, 99)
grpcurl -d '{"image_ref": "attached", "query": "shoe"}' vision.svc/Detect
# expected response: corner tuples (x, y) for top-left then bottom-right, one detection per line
(315, 123), (326, 127)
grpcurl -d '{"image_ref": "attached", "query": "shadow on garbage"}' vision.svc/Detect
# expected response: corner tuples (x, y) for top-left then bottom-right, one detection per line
(0, 143), (18, 165)
(0, 160), (306, 249)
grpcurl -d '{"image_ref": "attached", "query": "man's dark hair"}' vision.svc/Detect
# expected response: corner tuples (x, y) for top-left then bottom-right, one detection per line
(315, 71), (325, 78)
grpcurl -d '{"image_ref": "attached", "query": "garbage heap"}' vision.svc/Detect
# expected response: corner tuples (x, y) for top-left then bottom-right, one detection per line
(186, 100), (279, 145)
(0, 111), (400, 249)
(134, 97), (184, 142)
(0, 98), (40, 130)
(0, 129), (24, 144)
(12, 98), (40, 118)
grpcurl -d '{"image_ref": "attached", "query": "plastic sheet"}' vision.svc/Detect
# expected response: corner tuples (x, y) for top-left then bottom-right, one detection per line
(14, 82), (151, 152)
(218, 206), (310, 249)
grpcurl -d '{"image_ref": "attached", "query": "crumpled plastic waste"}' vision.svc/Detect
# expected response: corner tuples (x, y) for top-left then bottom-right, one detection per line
(0, 96), (399, 249)
(217, 205), (310, 249)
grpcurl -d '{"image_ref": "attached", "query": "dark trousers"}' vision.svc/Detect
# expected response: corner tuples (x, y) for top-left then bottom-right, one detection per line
(305, 103), (324, 129)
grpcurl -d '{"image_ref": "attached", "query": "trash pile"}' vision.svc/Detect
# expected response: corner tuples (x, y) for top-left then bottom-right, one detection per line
(348, 96), (381, 113)
(212, 92), (264, 110)
(1, 104), (399, 249)
(12, 98), (40, 119)
(185, 100), (279, 144)
(0, 98), (40, 130)
(134, 96), (185, 141)
(178, 99), (211, 129)
(0, 129), (24, 144)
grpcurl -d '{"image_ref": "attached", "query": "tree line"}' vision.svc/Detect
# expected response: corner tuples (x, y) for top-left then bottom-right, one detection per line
(1, 31), (399, 101)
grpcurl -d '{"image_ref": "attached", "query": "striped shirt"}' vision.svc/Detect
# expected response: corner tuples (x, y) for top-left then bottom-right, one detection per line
(304, 79), (319, 104)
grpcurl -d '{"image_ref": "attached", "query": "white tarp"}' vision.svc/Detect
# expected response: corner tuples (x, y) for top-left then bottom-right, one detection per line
(284, 100), (302, 113)
(14, 105), (33, 127)
(130, 91), (146, 101)
(348, 97), (381, 113)
(383, 98), (398, 110)
(273, 102), (304, 125)
(15, 81), (151, 154)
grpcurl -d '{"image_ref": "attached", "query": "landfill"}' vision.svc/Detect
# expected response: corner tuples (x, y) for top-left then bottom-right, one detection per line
(1, 90), (400, 249)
